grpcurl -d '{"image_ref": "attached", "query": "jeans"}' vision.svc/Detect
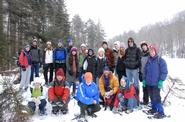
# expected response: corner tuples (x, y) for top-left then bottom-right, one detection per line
(28, 99), (47, 113)
(30, 63), (40, 82)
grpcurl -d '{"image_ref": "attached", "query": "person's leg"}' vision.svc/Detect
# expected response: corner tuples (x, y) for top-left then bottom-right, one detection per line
(30, 64), (34, 82)
(20, 68), (27, 89)
(35, 63), (40, 77)
(127, 97), (137, 110)
(49, 63), (54, 83)
(39, 99), (47, 114)
(28, 101), (36, 114)
(143, 85), (149, 105)
(43, 64), (49, 85)
(78, 101), (88, 116)
(89, 104), (101, 114)
(126, 69), (133, 84)
(25, 66), (31, 89)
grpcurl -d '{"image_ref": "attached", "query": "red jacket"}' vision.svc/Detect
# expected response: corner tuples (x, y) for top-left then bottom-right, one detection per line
(114, 84), (136, 107)
(48, 80), (70, 102)
(19, 51), (32, 68)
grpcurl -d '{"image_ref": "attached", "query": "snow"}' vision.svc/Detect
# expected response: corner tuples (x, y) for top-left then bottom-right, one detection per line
(1, 57), (185, 122)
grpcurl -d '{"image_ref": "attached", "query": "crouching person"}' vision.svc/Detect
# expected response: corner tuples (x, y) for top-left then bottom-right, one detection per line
(48, 68), (70, 115)
(99, 66), (119, 110)
(27, 77), (47, 116)
(75, 72), (101, 120)
(113, 76), (138, 114)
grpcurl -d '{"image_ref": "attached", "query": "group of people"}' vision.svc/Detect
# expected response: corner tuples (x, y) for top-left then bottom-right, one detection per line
(17, 37), (168, 120)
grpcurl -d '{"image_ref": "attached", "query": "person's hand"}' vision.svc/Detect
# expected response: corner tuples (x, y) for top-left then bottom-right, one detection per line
(109, 90), (114, 96)
(93, 100), (97, 104)
(158, 80), (164, 89)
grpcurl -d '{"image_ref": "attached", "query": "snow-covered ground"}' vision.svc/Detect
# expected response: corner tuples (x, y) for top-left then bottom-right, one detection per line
(1, 57), (185, 122)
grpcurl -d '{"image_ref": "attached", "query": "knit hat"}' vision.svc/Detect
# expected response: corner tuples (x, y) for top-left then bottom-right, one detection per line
(24, 44), (30, 49)
(104, 66), (110, 72)
(84, 72), (93, 82)
(148, 44), (157, 54)
(70, 47), (78, 53)
(46, 41), (52, 45)
(80, 43), (87, 48)
(140, 41), (148, 48)
(120, 42), (125, 48)
(56, 68), (65, 78)
(98, 47), (105, 54)
(114, 41), (120, 48)
(34, 77), (42, 84)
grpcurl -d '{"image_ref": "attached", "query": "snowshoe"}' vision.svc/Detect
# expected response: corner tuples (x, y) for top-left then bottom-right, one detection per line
(72, 114), (88, 122)
(147, 113), (171, 119)
(142, 109), (157, 115)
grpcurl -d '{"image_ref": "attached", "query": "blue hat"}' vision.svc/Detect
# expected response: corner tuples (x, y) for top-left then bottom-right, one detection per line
(104, 66), (110, 72)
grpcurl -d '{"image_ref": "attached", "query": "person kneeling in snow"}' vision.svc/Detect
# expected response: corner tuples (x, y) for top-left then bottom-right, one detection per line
(75, 72), (101, 119)
(113, 76), (138, 114)
(48, 68), (70, 115)
(27, 77), (47, 115)
(99, 66), (119, 110)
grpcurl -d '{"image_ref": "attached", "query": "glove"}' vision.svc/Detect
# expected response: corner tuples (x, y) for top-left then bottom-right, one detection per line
(158, 80), (164, 89)
(139, 72), (143, 82)
(21, 65), (26, 71)
(142, 80), (146, 87)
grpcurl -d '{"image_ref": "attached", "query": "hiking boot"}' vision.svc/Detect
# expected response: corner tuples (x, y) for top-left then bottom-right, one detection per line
(61, 109), (68, 115)
(153, 113), (166, 119)
(125, 109), (133, 114)
(147, 109), (157, 115)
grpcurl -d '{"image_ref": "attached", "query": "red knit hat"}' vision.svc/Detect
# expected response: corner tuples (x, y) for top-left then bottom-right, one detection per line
(148, 45), (157, 54)
(56, 68), (65, 78)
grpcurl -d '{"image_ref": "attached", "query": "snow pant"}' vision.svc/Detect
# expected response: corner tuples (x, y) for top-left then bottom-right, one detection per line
(20, 65), (31, 89)
(55, 63), (66, 76)
(43, 63), (54, 85)
(78, 101), (101, 116)
(148, 86), (164, 115)
(50, 95), (70, 112)
(143, 85), (149, 105)
(126, 68), (140, 97)
(30, 62), (40, 82)
(28, 99), (47, 113)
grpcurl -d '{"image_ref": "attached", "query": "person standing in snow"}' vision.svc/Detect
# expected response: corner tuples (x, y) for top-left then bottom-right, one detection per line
(82, 49), (97, 81)
(140, 41), (150, 105)
(113, 41), (120, 74)
(96, 47), (107, 86)
(66, 47), (79, 96)
(113, 76), (138, 114)
(116, 43), (126, 84)
(102, 41), (115, 73)
(75, 72), (101, 119)
(79, 43), (87, 82)
(30, 39), (41, 82)
(27, 77), (47, 115)
(53, 41), (67, 75)
(124, 37), (141, 100)
(48, 68), (70, 115)
(143, 45), (168, 119)
(43, 41), (54, 85)
(19, 44), (32, 91)
(99, 66), (119, 110)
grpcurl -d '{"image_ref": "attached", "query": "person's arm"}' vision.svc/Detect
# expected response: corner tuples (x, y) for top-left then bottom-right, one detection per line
(62, 81), (70, 102)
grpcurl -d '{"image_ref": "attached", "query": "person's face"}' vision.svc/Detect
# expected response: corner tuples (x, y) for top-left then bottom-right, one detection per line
(33, 41), (37, 46)
(149, 48), (156, 57)
(81, 46), (86, 51)
(72, 51), (77, 55)
(25, 47), (30, 51)
(88, 50), (93, 56)
(128, 40), (134, 47)
(99, 51), (104, 57)
(142, 45), (148, 51)
(57, 75), (63, 81)
(102, 44), (108, 49)
(104, 71), (109, 77)
(47, 44), (51, 48)
(121, 79), (126, 87)
(35, 83), (40, 88)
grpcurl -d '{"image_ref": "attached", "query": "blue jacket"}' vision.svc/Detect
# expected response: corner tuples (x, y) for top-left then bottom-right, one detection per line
(53, 48), (67, 62)
(76, 76), (99, 105)
(144, 55), (168, 86)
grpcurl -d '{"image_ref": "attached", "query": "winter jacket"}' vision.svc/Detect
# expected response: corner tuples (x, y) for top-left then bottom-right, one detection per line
(48, 79), (70, 102)
(144, 55), (168, 86)
(105, 48), (115, 69)
(140, 50), (149, 79)
(43, 48), (53, 64)
(83, 55), (97, 77)
(19, 50), (32, 68)
(27, 82), (47, 102)
(30, 45), (41, 63)
(114, 84), (136, 107)
(96, 57), (107, 78)
(124, 44), (141, 69)
(79, 52), (86, 68)
(53, 48), (67, 63)
(116, 56), (126, 76)
(99, 73), (119, 97)
(76, 76), (99, 105)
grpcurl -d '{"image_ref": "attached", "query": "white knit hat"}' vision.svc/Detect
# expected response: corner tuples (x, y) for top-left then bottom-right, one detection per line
(98, 47), (105, 54)
(34, 77), (42, 84)
(80, 43), (87, 48)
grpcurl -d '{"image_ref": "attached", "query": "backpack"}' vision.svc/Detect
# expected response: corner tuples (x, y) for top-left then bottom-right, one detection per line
(55, 48), (67, 61)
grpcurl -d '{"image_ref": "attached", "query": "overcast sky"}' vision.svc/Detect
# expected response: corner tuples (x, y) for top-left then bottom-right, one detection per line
(66, 0), (185, 39)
